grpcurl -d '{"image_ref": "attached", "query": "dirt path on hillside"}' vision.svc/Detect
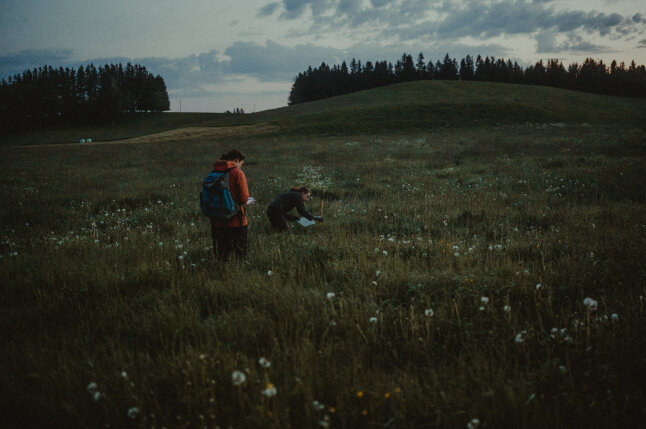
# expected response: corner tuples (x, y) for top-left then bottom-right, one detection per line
(13, 123), (281, 149)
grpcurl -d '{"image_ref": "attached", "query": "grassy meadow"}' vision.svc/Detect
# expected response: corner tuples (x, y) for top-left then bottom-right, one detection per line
(1, 81), (646, 428)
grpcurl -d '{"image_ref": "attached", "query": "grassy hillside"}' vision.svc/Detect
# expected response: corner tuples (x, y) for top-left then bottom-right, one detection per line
(2, 81), (645, 146)
(1, 82), (645, 428)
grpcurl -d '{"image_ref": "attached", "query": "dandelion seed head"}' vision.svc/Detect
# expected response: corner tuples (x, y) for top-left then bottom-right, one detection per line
(258, 357), (271, 368)
(583, 297), (598, 311)
(232, 370), (246, 386)
(127, 406), (139, 419)
(424, 308), (434, 317)
(515, 331), (526, 343)
(481, 297), (489, 304)
(369, 317), (378, 324)
(326, 292), (335, 299)
(503, 305), (511, 312)
(467, 418), (481, 429)
(267, 270), (273, 276)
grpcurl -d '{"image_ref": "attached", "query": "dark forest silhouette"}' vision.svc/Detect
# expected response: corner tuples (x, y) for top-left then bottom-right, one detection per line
(289, 53), (646, 105)
(0, 63), (170, 133)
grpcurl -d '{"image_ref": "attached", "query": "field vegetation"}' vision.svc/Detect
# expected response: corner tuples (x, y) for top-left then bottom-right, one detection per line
(1, 81), (645, 428)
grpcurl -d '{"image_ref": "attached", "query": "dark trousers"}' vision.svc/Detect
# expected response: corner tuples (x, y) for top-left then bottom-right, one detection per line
(267, 207), (289, 231)
(210, 222), (248, 259)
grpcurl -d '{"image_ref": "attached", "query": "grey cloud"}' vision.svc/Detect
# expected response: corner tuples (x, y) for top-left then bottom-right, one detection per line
(258, 2), (280, 17)
(269, 0), (642, 46)
(639, 39), (646, 48)
(0, 48), (74, 79)
(224, 40), (346, 80)
(536, 33), (606, 54)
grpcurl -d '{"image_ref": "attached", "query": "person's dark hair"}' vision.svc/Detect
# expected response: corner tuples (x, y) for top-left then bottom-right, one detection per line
(221, 149), (245, 161)
(292, 186), (311, 194)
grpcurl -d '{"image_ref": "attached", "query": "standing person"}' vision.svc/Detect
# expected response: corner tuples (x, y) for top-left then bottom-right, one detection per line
(266, 186), (322, 232)
(209, 149), (250, 259)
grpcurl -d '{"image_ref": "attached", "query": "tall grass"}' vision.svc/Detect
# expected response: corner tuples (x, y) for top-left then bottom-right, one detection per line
(1, 114), (646, 427)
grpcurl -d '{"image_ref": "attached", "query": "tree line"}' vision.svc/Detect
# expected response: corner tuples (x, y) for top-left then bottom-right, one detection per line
(288, 53), (646, 105)
(0, 63), (170, 133)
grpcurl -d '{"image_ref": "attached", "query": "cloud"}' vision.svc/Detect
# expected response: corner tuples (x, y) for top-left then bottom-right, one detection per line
(224, 40), (346, 81)
(0, 48), (74, 78)
(537, 33), (606, 54)
(267, 0), (643, 44)
(258, 2), (280, 17)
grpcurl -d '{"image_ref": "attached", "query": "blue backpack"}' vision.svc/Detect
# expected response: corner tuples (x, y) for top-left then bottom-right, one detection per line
(200, 168), (241, 219)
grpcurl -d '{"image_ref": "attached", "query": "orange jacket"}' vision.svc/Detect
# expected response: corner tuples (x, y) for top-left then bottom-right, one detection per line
(210, 160), (249, 227)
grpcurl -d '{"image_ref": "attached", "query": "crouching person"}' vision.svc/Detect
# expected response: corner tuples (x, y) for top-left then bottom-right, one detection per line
(266, 186), (322, 232)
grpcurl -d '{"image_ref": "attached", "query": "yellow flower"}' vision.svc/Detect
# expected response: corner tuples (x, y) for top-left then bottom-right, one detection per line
(384, 392), (391, 399)
(329, 407), (336, 413)
(362, 410), (368, 416)
(356, 391), (364, 398)
(394, 387), (402, 393)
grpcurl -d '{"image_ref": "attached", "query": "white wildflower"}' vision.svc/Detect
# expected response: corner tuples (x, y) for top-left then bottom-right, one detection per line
(503, 305), (511, 312)
(583, 297), (598, 311)
(258, 357), (271, 368)
(467, 418), (480, 429)
(262, 383), (277, 397)
(127, 406), (139, 419)
(515, 331), (526, 343)
(267, 270), (273, 276)
(480, 297), (489, 304)
(86, 382), (98, 394)
(326, 292), (336, 300)
(424, 308), (434, 317)
(536, 283), (542, 290)
(232, 370), (246, 386)
(369, 317), (378, 324)
(611, 313), (619, 322)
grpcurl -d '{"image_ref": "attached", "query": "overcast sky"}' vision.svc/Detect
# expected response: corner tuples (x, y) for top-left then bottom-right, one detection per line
(1, 0), (644, 112)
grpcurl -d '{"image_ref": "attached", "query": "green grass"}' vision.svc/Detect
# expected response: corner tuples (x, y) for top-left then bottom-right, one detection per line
(1, 82), (646, 428)
(3, 81), (646, 147)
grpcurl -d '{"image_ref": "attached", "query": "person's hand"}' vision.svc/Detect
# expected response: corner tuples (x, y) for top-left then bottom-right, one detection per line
(313, 216), (323, 221)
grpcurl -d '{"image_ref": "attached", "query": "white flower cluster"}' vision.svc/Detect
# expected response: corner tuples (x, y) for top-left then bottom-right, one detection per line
(296, 165), (333, 192)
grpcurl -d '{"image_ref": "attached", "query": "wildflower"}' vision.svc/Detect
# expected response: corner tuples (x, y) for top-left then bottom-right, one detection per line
(424, 308), (434, 317)
(515, 331), (526, 343)
(258, 357), (271, 368)
(369, 317), (378, 324)
(319, 417), (331, 428)
(356, 391), (364, 398)
(86, 382), (98, 394)
(262, 383), (277, 397)
(481, 297), (489, 304)
(583, 297), (598, 311)
(267, 270), (273, 276)
(536, 283), (542, 290)
(375, 270), (381, 277)
(503, 305), (511, 312)
(362, 410), (368, 416)
(467, 418), (480, 429)
(559, 365), (567, 374)
(455, 252), (460, 257)
(611, 313), (619, 322)
(127, 407), (139, 419)
(313, 400), (325, 410)
(326, 292), (336, 300)
(382, 250), (388, 256)
(93, 391), (101, 401)
(232, 370), (246, 386)
(479, 306), (485, 311)
(121, 371), (128, 379)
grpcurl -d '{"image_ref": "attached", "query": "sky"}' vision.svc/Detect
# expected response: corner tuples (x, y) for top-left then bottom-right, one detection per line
(1, 0), (645, 112)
